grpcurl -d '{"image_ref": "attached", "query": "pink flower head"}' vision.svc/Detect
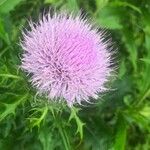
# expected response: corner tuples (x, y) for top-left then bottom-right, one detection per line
(21, 11), (113, 106)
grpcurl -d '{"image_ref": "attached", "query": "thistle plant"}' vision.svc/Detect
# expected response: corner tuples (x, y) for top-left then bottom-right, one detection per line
(1, 0), (150, 150)
(21, 11), (113, 106)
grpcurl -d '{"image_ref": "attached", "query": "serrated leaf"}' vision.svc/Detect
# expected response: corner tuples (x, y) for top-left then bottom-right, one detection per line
(69, 107), (85, 139)
(27, 105), (48, 129)
(0, 94), (28, 121)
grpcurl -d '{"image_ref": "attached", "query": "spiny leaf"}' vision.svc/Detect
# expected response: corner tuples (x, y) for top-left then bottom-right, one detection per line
(0, 94), (28, 121)
(27, 105), (48, 129)
(69, 107), (85, 139)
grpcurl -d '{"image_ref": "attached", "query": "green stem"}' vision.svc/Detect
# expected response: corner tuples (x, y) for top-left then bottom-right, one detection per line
(50, 106), (71, 150)
(114, 112), (127, 150)
(58, 123), (71, 150)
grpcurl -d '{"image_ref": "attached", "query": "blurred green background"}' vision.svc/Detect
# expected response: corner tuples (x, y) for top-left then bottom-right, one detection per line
(0, 0), (150, 150)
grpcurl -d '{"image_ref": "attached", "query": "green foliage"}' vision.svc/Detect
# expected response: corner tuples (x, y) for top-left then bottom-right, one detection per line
(69, 107), (85, 139)
(0, 0), (150, 150)
(27, 104), (48, 129)
(0, 94), (28, 121)
(114, 112), (127, 150)
(0, 0), (23, 14)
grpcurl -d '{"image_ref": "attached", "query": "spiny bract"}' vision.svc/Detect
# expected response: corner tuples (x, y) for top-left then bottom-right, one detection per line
(21, 11), (113, 106)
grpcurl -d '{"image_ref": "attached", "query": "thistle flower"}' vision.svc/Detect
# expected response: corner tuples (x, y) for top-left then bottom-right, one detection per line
(21, 11), (113, 106)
